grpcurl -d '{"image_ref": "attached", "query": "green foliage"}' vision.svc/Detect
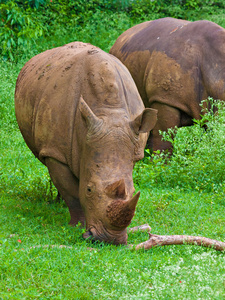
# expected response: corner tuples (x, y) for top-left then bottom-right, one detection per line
(1, 0), (225, 61)
(134, 98), (225, 193)
(71, 11), (133, 52)
(0, 1), (44, 60)
(24, 0), (47, 9)
(0, 0), (48, 8)
(129, 0), (225, 20)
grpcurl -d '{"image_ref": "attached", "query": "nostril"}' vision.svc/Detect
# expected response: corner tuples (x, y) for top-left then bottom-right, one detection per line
(83, 229), (93, 240)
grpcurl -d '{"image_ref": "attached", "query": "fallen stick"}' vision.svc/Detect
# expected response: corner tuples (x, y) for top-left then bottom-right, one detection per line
(128, 224), (151, 233)
(129, 225), (225, 251)
(135, 234), (225, 251)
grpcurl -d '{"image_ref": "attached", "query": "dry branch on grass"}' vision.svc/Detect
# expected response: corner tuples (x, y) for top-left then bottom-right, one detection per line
(129, 224), (225, 251)
(11, 225), (225, 252)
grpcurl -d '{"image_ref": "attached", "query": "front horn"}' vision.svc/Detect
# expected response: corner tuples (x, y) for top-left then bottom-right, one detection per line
(126, 191), (140, 210)
(106, 191), (141, 228)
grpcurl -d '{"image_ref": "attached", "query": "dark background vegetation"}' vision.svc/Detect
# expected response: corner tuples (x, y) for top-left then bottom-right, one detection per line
(1, 0), (225, 60)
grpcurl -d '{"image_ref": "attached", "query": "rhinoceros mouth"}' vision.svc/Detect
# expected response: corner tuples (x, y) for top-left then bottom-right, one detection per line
(83, 224), (127, 245)
(82, 229), (94, 240)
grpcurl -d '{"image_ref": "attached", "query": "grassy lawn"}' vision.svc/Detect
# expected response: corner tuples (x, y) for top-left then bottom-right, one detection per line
(1, 9), (225, 299)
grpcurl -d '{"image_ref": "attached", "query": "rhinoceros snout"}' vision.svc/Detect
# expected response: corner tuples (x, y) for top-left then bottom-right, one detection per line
(83, 226), (127, 245)
(82, 229), (93, 240)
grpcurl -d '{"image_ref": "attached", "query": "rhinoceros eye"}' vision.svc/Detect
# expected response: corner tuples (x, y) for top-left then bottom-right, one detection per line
(86, 183), (95, 197)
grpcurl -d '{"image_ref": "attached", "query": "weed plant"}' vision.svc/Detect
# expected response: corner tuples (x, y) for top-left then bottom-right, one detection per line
(134, 98), (225, 193)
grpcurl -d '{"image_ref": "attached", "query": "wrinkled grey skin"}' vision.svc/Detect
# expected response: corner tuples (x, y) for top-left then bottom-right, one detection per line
(15, 42), (157, 245)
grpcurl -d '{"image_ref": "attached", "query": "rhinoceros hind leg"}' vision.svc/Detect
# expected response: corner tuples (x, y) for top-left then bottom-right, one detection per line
(45, 158), (85, 226)
(148, 102), (182, 152)
(55, 192), (62, 203)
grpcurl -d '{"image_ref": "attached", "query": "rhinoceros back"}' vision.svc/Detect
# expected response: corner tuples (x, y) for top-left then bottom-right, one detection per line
(15, 42), (94, 166)
(110, 17), (225, 117)
(15, 42), (144, 170)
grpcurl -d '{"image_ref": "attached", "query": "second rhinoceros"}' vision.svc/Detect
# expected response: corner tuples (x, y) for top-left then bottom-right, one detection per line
(15, 42), (157, 245)
(110, 17), (225, 151)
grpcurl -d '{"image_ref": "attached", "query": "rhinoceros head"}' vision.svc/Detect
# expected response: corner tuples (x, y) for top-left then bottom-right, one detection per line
(78, 97), (157, 245)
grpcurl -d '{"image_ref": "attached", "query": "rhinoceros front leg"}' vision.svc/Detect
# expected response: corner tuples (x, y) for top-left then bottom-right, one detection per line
(147, 102), (181, 152)
(45, 158), (85, 226)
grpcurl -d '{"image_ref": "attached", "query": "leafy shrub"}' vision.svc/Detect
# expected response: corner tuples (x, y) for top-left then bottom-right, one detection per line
(1, 0), (225, 61)
(0, 0), (48, 8)
(70, 10), (133, 52)
(134, 98), (225, 192)
(22, 0), (47, 9)
(0, 1), (45, 60)
(129, 0), (225, 19)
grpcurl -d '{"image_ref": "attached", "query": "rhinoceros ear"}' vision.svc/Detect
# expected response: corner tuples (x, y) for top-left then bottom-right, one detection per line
(79, 96), (103, 130)
(130, 108), (158, 134)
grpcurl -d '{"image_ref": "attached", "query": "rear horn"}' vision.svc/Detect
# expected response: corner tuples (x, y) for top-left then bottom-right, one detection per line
(105, 179), (127, 199)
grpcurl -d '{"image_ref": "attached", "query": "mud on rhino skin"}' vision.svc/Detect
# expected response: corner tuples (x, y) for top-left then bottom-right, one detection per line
(110, 17), (225, 152)
(15, 41), (157, 245)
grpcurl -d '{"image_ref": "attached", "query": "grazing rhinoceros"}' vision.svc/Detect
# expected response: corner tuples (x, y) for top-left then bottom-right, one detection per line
(15, 42), (157, 245)
(110, 17), (225, 151)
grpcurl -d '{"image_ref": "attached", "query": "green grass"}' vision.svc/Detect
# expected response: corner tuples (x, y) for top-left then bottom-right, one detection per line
(1, 59), (225, 300)
(1, 183), (225, 299)
(1, 9), (225, 299)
